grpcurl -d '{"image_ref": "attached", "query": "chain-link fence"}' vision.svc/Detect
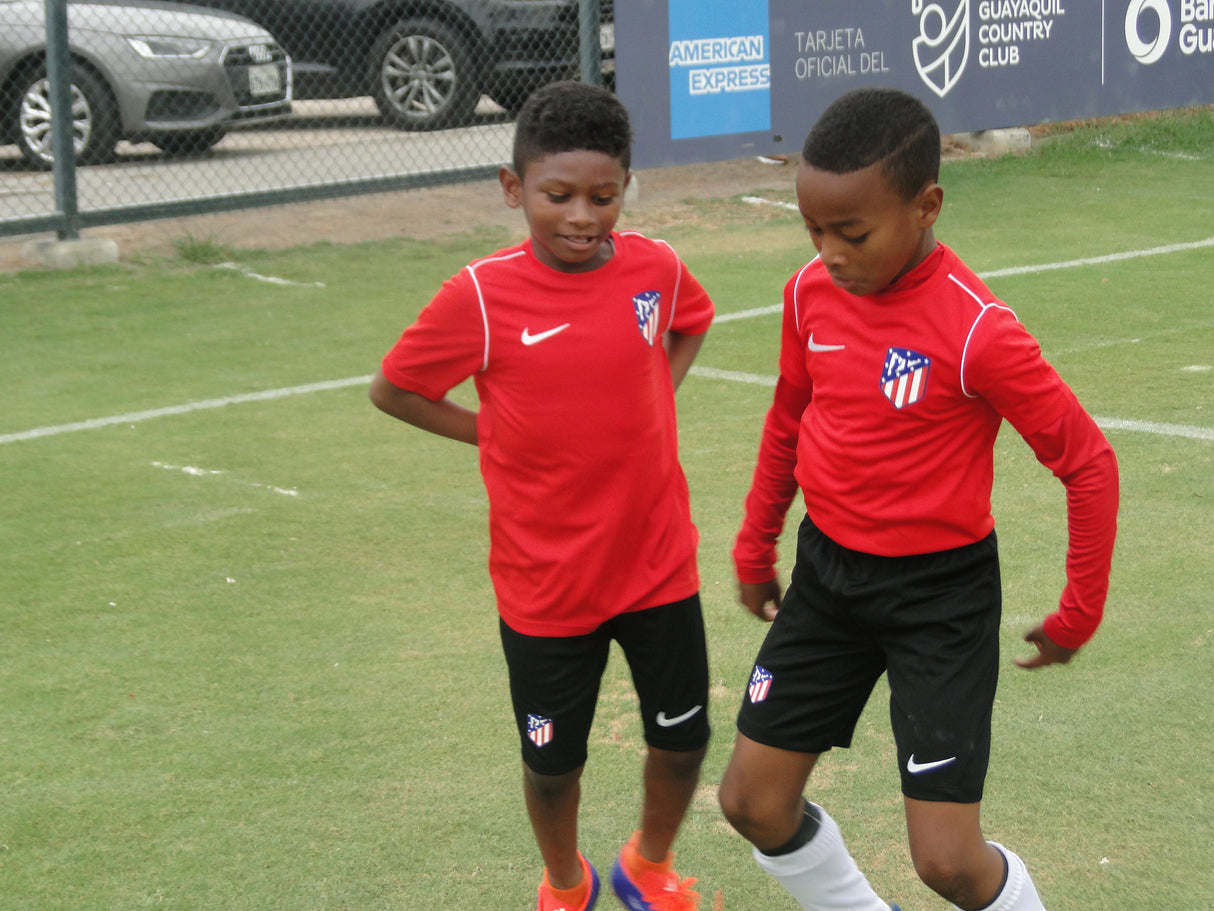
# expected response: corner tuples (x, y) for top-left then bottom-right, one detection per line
(1, 0), (612, 238)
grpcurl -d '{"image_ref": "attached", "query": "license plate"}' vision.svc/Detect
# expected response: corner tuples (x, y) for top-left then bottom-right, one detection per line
(247, 63), (280, 96)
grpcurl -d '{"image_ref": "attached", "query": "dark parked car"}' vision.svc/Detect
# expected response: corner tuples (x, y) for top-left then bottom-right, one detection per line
(173, 0), (612, 130)
(1, 0), (291, 168)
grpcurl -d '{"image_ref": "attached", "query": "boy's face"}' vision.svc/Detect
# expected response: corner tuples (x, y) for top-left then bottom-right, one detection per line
(500, 150), (630, 273)
(795, 160), (942, 298)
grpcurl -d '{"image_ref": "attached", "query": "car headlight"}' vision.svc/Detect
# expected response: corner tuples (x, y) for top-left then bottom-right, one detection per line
(125, 36), (214, 59)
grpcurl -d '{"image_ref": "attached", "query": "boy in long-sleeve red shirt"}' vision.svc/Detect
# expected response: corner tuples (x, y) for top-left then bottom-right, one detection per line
(718, 88), (1118, 911)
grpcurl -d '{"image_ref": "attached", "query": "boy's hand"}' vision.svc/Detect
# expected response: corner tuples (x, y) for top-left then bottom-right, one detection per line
(1015, 624), (1079, 669)
(738, 579), (781, 622)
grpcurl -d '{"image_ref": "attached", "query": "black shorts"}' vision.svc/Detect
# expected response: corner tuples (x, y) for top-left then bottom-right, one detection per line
(737, 515), (1001, 803)
(500, 594), (711, 777)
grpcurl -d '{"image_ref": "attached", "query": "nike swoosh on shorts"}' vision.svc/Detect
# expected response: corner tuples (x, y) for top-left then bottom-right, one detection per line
(655, 705), (703, 727)
(906, 754), (958, 774)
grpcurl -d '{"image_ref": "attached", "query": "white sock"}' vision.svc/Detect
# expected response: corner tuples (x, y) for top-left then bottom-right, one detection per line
(954, 843), (1046, 911)
(753, 804), (889, 911)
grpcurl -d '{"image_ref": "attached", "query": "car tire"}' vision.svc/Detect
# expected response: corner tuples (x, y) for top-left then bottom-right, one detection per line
(370, 18), (480, 131)
(150, 127), (227, 156)
(14, 63), (120, 169)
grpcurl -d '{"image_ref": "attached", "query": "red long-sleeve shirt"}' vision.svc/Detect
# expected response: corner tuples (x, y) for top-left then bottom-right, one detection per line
(733, 244), (1118, 648)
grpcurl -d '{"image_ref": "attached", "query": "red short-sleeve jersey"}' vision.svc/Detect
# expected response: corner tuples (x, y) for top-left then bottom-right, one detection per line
(382, 232), (714, 636)
(734, 244), (1118, 648)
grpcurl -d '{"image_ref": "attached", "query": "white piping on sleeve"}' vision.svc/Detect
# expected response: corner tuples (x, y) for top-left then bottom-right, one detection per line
(949, 271), (1019, 398)
(466, 250), (527, 373)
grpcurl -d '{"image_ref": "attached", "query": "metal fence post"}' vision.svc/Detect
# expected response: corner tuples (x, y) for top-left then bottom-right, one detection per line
(579, 0), (602, 86)
(44, 0), (80, 240)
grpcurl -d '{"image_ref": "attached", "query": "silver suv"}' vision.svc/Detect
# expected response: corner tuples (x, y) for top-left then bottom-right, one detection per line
(1, 0), (292, 168)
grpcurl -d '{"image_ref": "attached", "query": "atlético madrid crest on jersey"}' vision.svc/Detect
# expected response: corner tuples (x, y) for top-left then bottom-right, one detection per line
(527, 714), (553, 748)
(881, 347), (932, 409)
(748, 666), (773, 704)
(633, 290), (661, 346)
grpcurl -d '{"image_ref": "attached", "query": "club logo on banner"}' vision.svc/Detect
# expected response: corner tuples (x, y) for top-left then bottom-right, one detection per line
(527, 714), (553, 748)
(881, 347), (932, 410)
(633, 290), (661, 346)
(913, 0), (971, 97)
(748, 666), (773, 704)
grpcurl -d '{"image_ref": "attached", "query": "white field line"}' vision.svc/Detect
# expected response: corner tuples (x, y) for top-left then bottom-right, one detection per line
(741, 195), (799, 212)
(714, 304), (782, 323)
(690, 366), (777, 386)
(685, 368), (1213, 441)
(0, 376), (371, 444)
(4, 366), (1208, 445)
(1088, 417), (1214, 442)
(740, 195), (1214, 279)
(214, 262), (326, 287)
(152, 460), (300, 496)
(977, 236), (1214, 278)
(4, 233), (1212, 447)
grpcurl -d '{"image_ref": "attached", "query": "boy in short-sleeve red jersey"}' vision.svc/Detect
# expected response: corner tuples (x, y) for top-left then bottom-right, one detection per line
(381, 230), (710, 637)
(372, 82), (711, 911)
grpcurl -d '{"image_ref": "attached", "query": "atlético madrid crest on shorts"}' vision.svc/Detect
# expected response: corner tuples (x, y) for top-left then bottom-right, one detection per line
(633, 290), (661, 346)
(527, 713), (553, 747)
(748, 666), (773, 704)
(881, 347), (931, 409)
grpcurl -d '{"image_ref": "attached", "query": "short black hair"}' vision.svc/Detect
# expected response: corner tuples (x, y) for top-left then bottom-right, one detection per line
(802, 88), (940, 200)
(512, 81), (632, 176)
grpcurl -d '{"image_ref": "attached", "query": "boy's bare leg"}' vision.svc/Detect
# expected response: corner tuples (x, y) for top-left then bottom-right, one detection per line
(720, 734), (889, 911)
(718, 734), (818, 850)
(524, 764), (585, 889)
(637, 744), (707, 861)
(905, 799), (1044, 910)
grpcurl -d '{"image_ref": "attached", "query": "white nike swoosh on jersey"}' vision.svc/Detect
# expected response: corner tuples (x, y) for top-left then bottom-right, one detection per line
(906, 754), (958, 774)
(656, 705), (703, 727)
(521, 323), (571, 346)
(807, 333), (846, 353)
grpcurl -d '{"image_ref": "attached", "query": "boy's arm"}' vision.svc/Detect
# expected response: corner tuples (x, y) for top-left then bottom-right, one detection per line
(665, 329), (706, 390)
(1016, 412), (1119, 668)
(732, 375), (813, 620)
(369, 369), (478, 445)
(967, 306), (1119, 666)
(731, 271), (813, 621)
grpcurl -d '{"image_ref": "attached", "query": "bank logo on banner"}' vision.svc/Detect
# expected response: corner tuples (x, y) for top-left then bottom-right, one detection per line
(667, 0), (771, 139)
(1126, 0), (1173, 63)
(1123, 0), (1214, 63)
(912, 0), (971, 97)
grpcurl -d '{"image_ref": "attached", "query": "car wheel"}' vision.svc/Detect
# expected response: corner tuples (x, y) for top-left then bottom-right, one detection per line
(370, 18), (480, 131)
(150, 128), (227, 156)
(15, 64), (119, 169)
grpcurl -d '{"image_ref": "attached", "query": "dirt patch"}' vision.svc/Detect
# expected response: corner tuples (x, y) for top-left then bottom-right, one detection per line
(1, 139), (995, 271)
(0, 156), (805, 271)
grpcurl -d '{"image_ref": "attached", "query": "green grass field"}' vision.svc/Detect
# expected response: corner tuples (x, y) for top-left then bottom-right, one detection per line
(2, 110), (1212, 910)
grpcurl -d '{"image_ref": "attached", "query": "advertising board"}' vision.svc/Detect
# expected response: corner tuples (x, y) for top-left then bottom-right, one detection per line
(618, 0), (1214, 167)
